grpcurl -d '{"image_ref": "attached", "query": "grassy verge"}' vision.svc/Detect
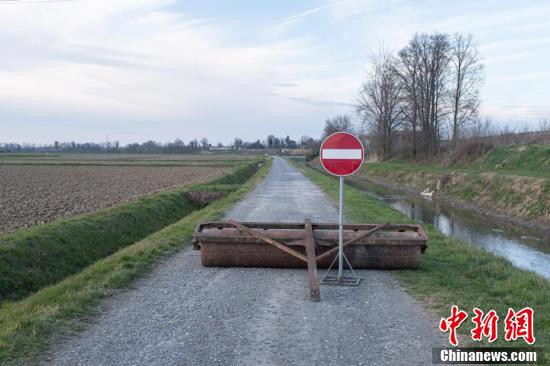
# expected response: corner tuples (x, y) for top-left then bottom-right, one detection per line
(363, 145), (550, 179)
(472, 144), (550, 172)
(0, 161), (261, 302)
(291, 159), (549, 357)
(363, 162), (550, 179)
(0, 159), (270, 364)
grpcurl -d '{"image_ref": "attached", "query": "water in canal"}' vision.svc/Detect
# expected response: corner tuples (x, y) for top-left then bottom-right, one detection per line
(349, 178), (550, 279)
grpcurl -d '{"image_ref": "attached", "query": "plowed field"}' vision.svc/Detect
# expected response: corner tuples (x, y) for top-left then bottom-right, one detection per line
(0, 165), (228, 235)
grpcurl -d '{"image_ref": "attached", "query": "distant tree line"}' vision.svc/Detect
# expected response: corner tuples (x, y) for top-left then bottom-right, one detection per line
(1, 134), (320, 154)
(0, 139), (210, 154)
(316, 113), (550, 162)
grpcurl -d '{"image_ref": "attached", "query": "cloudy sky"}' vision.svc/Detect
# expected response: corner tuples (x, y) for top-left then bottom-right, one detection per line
(1, 0), (549, 145)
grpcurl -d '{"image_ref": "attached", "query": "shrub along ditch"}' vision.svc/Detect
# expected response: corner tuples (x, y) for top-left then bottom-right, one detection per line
(0, 160), (262, 302)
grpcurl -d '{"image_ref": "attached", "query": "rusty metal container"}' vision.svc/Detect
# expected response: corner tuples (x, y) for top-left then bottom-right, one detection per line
(192, 222), (428, 269)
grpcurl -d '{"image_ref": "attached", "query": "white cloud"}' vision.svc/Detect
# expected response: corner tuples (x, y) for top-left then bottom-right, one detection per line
(0, 0), (355, 143)
(1, 0), (549, 143)
(264, 2), (338, 37)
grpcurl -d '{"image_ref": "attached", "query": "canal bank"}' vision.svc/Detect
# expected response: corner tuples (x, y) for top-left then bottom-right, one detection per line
(359, 145), (550, 235)
(361, 173), (550, 240)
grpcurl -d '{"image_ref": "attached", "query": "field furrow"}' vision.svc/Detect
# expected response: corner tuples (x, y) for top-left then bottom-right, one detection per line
(0, 165), (228, 235)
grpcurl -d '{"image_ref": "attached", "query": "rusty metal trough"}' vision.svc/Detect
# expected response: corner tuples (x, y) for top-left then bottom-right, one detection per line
(192, 219), (427, 301)
(192, 221), (428, 269)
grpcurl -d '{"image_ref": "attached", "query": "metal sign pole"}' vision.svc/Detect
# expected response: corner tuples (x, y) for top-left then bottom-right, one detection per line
(338, 176), (344, 281)
(319, 132), (363, 287)
(320, 174), (361, 286)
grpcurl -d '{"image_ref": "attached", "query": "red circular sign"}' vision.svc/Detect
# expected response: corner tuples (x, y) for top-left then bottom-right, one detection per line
(319, 132), (365, 176)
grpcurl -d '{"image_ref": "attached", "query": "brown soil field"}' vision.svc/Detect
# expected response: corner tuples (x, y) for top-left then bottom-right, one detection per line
(0, 165), (228, 235)
(0, 154), (257, 167)
(0, 153), (254, 161)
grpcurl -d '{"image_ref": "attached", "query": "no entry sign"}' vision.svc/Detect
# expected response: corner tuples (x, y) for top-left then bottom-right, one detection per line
(318, 131), (365, 285)
(320, 132), (365, 176)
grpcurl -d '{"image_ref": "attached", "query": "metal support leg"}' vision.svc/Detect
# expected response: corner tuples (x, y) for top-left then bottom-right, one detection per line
(320, 176), (361, 286)
(338, 176), (344, 281)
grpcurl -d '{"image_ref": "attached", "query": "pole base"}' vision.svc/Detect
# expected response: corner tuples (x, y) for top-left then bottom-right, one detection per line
(320, 275), (360, 286)
(319, 251), (361, 287)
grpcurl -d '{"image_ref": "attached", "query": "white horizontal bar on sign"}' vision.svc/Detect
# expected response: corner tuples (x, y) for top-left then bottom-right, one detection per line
(321, 149), (362, 159)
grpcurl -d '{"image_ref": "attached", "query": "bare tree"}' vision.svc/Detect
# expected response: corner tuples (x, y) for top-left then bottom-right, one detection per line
(284, 135), (297, 149)
(425, 33), (451, 157)
(539, 118), (550, 133)
(189, 139), (199, 150)
(322, 114), (355, 139)
(399, 33), (451, 157)
(398, 42), (422, 158)
(200, 137), (209, 150)
(300, 135), (314, 147)
(449, 33), (483, 149)
(233, 138), (243, 150)
(464, 117), (496, 138)
(265, 135), (274, 148)
(357, 50), (404, 160)
(300, 135), (320, 153)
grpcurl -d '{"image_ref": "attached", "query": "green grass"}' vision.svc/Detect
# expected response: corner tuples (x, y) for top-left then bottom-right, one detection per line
(366, 161), (550, 179)
(292, 160), (549, 358)
(473, 144), (550, 172)
(0, 159), (271, 365)
(0, 162), (261, 302)
(363, 145), (550, 179)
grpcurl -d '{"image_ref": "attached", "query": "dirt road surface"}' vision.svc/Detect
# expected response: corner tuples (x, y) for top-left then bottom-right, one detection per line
(43, 157), (444, 365)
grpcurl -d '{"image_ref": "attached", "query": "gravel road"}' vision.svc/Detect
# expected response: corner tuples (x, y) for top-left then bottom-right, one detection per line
(43, 157), (444, 365)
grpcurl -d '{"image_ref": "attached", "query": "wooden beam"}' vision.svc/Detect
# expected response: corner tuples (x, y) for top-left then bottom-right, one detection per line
(304, 218), (320, 302)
